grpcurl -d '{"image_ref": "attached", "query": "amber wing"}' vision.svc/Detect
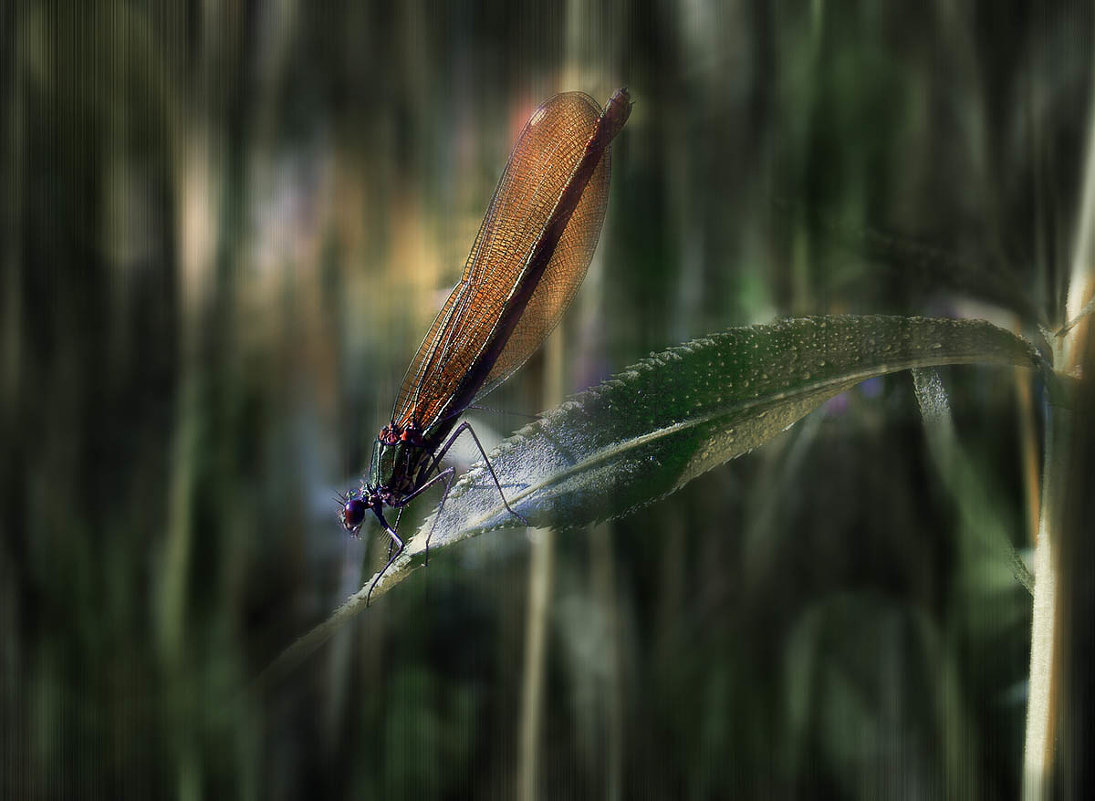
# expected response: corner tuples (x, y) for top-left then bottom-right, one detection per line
(391, 92), (619, 431)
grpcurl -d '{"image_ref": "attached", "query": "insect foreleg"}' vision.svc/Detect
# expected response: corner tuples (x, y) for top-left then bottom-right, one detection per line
(366, 510), (404, 606)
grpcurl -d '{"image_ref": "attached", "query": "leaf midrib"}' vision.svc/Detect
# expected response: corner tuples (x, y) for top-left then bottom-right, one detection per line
(433, 350), (1023, 540)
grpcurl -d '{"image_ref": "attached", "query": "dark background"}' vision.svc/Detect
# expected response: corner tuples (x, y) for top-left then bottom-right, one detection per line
(2, 1), (1091, 798)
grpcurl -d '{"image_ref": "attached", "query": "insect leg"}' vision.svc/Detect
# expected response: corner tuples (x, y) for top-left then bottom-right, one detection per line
(427, 421), (530, 528)
(366, 512), (404, 607)
(386, 507), (405, 560)
(395, 464), (455, 506)
(387, 466), (455, 564)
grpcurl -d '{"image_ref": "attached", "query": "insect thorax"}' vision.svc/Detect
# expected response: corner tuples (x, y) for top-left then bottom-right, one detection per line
(370, 423), (435, 504)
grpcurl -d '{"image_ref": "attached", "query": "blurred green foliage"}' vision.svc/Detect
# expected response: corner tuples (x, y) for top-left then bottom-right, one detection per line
(1, 0), (1089, 798)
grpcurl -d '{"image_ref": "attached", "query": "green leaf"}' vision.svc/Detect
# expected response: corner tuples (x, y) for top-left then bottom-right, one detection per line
(258, 315), (1038, 687)
(419, 315), (1038, 550)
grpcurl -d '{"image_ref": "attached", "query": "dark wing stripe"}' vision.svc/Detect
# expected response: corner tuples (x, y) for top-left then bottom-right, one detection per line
(448, 120), (574, 349)
(428, 100), (597, 423)
(390, 90), (630, 432)
(474, 148), (610, 401)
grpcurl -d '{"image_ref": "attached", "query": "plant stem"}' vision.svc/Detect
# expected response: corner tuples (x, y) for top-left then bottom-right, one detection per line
(517, 328), (565, 801)
(518, 526), (554, 801)
(1024, 42), (1095, 795)
(1022, 387), (1070, 800)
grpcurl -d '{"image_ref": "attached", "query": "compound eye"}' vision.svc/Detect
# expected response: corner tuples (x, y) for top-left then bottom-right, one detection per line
(341, 498), (368, 531)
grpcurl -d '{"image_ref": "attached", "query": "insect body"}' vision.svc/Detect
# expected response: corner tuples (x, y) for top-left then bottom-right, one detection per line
(339, 89), (632, 598)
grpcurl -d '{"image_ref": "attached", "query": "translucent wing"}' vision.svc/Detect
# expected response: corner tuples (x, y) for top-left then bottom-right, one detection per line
(391, 91), (623, 432)
(473, 141), (610, 401)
